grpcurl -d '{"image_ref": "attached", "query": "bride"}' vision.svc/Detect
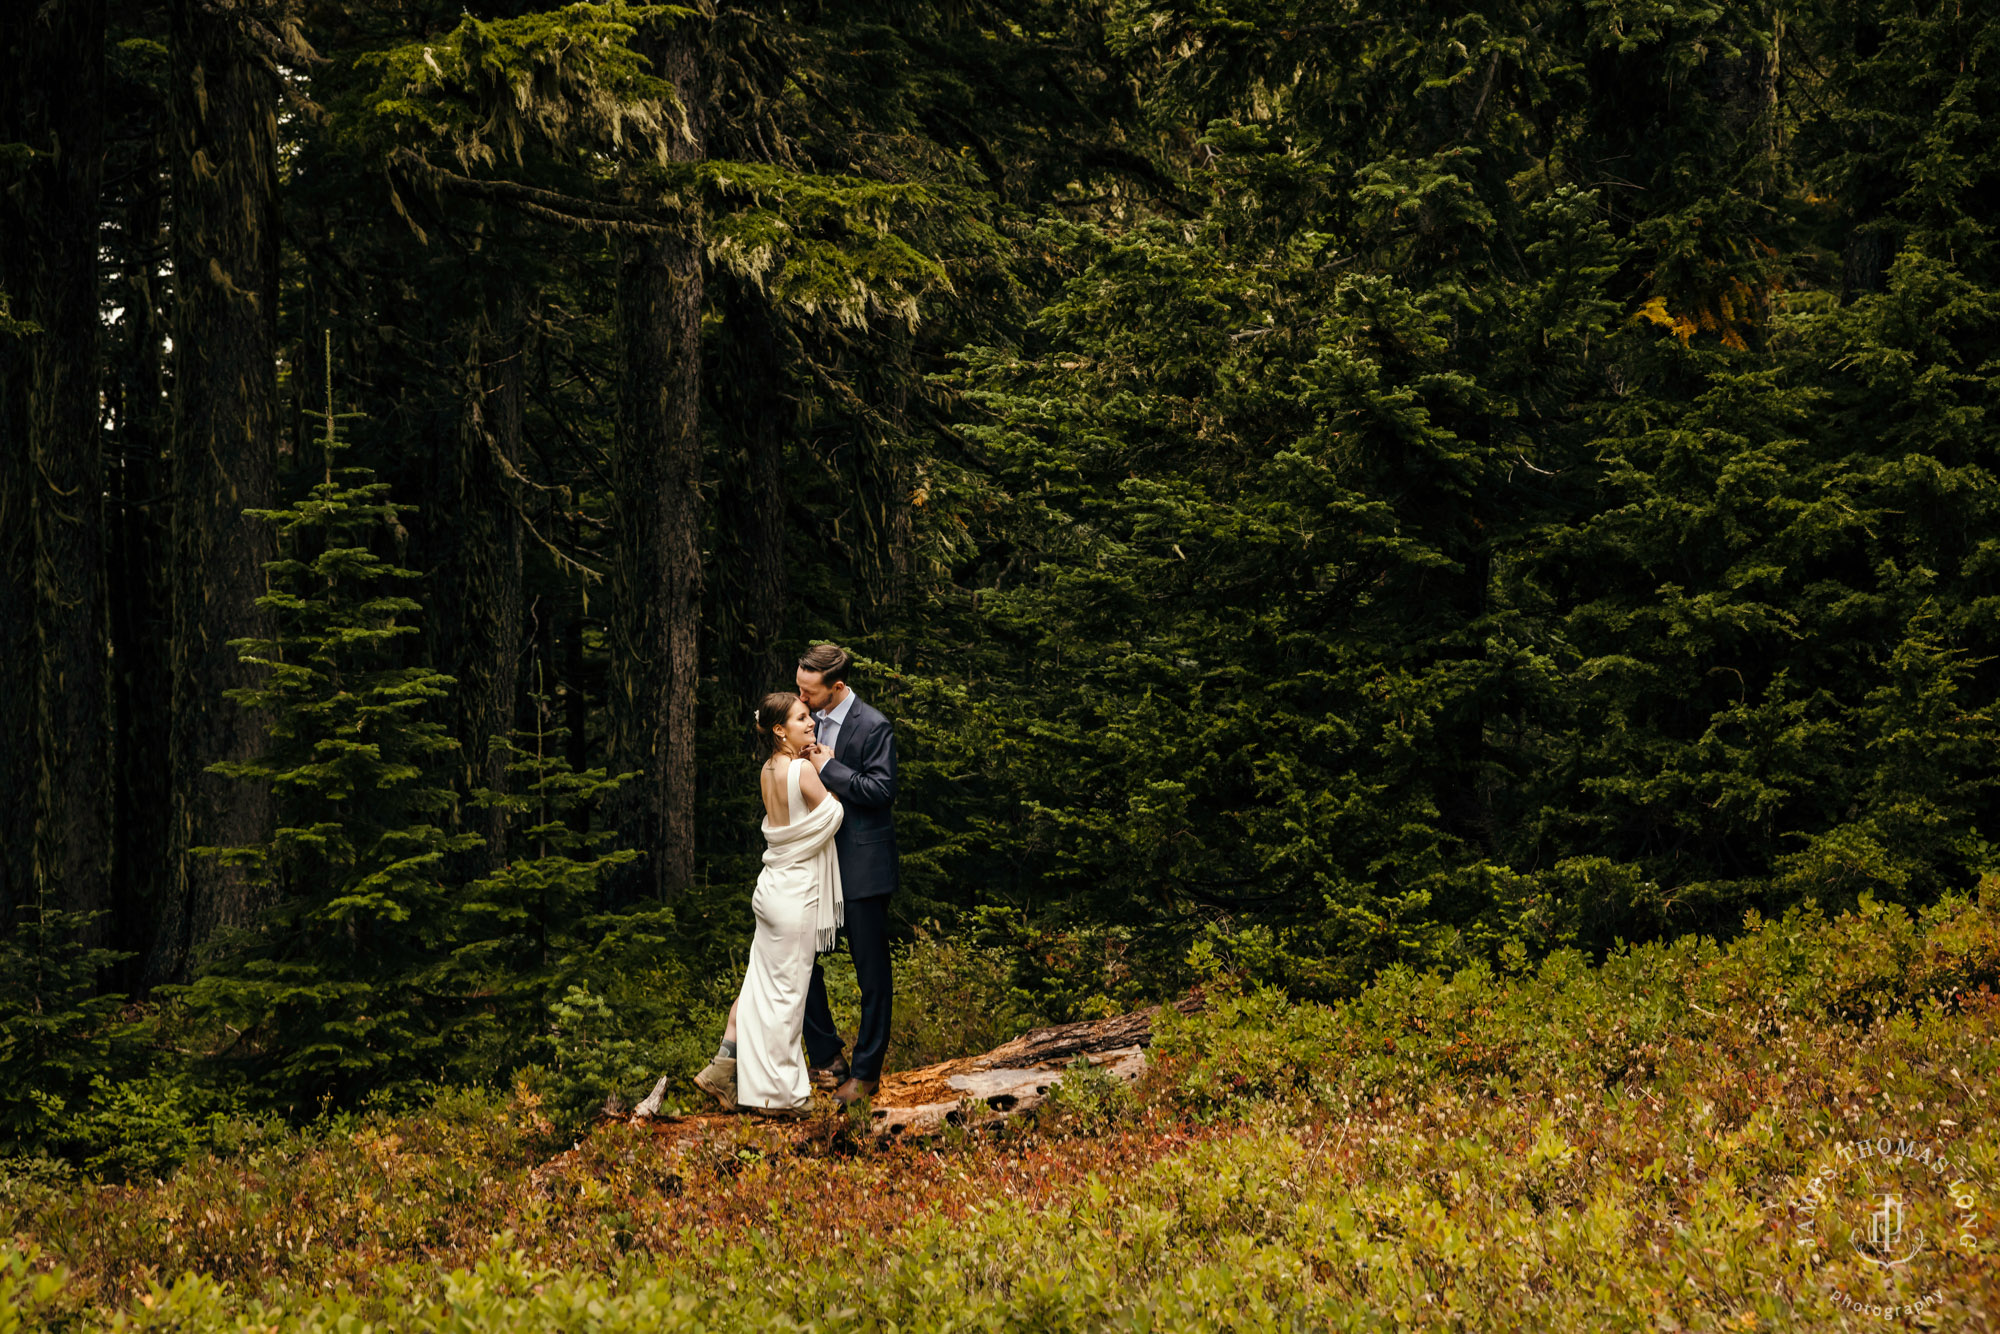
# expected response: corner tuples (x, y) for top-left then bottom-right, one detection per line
(694, 691), (843, 1115)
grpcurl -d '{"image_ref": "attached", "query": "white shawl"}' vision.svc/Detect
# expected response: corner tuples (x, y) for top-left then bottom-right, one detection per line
(761, 773), (845, 952)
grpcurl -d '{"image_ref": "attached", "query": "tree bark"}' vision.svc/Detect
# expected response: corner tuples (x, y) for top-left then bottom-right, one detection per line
(0, 42), (37, 928)
(436, 297), (527, 869)
(714, 275), (790, 711)
(0, 0), (112, 934)
(108, 128), (175, 981)
(606, 18), (707, 903)
(154, 0), (281, 982)
(0, 298), (30, 931)
(864, 342), (916, 637)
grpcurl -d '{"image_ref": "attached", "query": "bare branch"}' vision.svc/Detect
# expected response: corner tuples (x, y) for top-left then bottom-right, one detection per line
(389, 149), (682, 237)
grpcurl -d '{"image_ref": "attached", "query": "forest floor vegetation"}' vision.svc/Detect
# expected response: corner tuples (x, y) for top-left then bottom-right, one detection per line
(3, 888), (1997, 1330)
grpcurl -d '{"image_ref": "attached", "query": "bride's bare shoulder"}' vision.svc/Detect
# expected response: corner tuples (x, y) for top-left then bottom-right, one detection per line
(798, 757), (829, 807)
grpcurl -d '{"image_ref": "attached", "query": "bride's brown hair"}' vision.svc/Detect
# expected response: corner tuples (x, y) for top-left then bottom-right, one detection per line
(755, 691), (802, 761)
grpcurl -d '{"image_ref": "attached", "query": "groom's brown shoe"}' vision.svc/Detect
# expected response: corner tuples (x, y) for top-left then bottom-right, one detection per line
(832, 1076), (879, 1107)
(809, 1056), (849, 1091)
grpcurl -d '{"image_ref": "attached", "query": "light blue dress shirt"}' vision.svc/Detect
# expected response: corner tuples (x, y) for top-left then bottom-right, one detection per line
(815, 689), (858, 754)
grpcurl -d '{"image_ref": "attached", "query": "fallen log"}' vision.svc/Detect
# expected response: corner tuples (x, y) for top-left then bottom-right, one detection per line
(628, 994), (1201, 1142)
(976, 1000), (1198, 1067)
(847, 994), (1205, 1138)
(867, 1044), (1149, 1139)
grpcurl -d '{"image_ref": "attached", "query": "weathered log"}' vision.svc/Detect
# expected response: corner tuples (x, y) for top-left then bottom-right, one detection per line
(974, 997), (1203, 1069)
(627, 996), (1204, 1148)
(867, 1045), (1150, 1139)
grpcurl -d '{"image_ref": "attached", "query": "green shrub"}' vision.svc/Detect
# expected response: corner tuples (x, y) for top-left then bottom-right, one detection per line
(1037, 1056), (1137, 1136)
(536, 983), (669, 1125)
(0, 1245), (74, 1331)
(0, 909), (140, 1161)
(2, 884), (1995, 1332)
(885, 922), (1031, 1069)
(64, 1075), (244, 1184)
(1149, 980), (1345, 1117)
(1155, 884), (2000, 1121)
(972, 908), (1152, 1025)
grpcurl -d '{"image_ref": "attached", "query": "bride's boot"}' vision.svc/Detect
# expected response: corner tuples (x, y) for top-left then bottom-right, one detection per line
(693, 1055), (738, 1111)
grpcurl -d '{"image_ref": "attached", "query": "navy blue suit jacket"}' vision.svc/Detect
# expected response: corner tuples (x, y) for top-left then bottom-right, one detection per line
(819, 696), (898, 900)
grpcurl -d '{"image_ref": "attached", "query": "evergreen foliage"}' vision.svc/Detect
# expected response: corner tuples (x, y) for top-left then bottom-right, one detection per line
(0, 910), (133, 1158)
(915, 0), (2000, 996)
(179, 400), (479, 1106)
(445, 724), (639, 1042)
(440, 708), (715, 1124)
(3, 0), (2000, 1160)
(180, 388), (682, 1116)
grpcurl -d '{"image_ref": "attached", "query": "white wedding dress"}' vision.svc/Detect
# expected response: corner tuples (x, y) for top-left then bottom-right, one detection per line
(734, 757), (844, 1111)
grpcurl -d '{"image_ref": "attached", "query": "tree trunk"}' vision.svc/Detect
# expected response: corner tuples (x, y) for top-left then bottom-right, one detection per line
(154, 0), (281, 982)
(606, 19), (706, 903)
(562, 598), (591, 780)
(865, 349), (916, 636)
(107, 129), (175, 983)
(0, 293), (30, 930)
(0, 30), (36, 927)
(0, 0), (112, 935)
(436, 298), (527, 869)
(714, 275), (790, 712)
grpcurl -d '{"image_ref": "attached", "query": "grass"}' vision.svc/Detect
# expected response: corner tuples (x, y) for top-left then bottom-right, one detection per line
(3, 887), (1997, 1330)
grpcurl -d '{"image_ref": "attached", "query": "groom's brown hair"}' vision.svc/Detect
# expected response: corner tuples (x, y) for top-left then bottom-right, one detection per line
(797, 642), (851, 685)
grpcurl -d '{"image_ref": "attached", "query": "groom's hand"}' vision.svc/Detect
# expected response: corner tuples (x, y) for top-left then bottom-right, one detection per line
(805, 742), (833, 771)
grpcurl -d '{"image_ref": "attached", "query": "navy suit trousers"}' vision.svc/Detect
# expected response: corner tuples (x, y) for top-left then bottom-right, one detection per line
(803, 896), (893, 1080)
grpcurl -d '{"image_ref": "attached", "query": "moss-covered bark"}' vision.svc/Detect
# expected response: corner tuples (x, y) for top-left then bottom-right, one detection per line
(434, 293), (528, 871)
(606, 16), (708, 903)
(155, 0), (281, 982)
(0, 0), (113, 933)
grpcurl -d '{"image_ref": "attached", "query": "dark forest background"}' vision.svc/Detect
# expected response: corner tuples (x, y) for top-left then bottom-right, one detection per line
(2, 0), (1997, 1153)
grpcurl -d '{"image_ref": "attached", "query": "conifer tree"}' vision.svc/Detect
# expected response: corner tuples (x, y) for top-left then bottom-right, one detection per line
(0, 0), (112, 936)
(182, 357), (477, 1106)
(155, 0), (304, 984)
(0, 906), (132, 1155)
(440, 677), (644, 1080)
(345, 1), (973, 903)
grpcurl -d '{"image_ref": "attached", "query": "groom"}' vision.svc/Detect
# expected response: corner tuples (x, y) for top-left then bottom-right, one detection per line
(795, 643), (897, 1105)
